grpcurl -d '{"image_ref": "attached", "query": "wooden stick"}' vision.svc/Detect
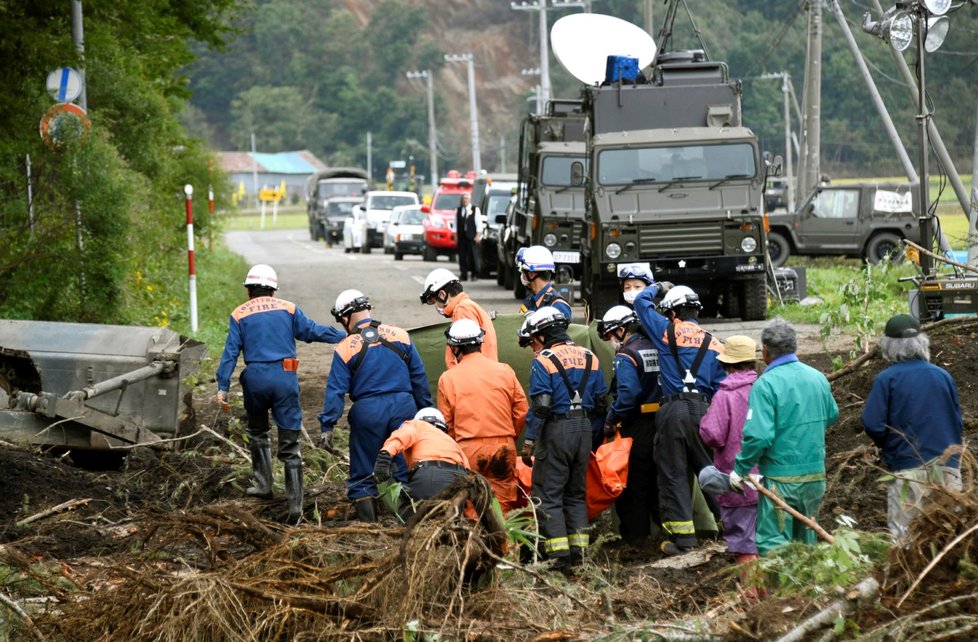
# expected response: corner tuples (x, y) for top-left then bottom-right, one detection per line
(200, 425), (249, 459)
(897, 522), (978, 608)
(0, 590), (49, 642)
(747, 478), (835, 544)
(775, 577), (878, 642)
(16, 498), (91, 528)
(904, 239), (978, 275)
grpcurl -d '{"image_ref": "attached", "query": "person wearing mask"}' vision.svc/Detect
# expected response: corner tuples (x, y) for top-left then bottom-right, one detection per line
(437, 319), (528, 514)
(633, 283), (725, 555)
(374, 408), (471, 503)
(520, 307), (608, 569)
(617, 264), (655, 307)
(861, 313), (963, 544)
(516, 246), (573, 322)
(598, 305), (662, 544)
(319, 289), (432, 522)
(732, 318), (839, 555)
(455, 192), (482, 282)
(698, 335), (760, 563)
(419, 268), (498, 367)
(216, 264), (345, 524)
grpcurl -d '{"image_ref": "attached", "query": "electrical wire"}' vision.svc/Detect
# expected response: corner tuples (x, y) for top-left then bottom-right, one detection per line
(745, 0), (807, 78)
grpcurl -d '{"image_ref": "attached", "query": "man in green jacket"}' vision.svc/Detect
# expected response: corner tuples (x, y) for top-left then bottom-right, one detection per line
(731, 318), (838, 555)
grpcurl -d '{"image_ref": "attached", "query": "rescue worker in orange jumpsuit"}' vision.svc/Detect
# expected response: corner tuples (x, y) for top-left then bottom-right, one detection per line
(420, 268), (498, 368)
(374, 408), (471, 501)
(519, 307), (608, 569)
(437, 318), (528, 514)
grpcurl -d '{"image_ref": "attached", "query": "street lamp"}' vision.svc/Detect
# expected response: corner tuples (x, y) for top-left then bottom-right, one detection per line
(511, 1), (586, 108)
(444, 53), (481, 173)
(862, 0), (955, 278)
(521, 67), (543, 114)
(406, 70), (439, 191)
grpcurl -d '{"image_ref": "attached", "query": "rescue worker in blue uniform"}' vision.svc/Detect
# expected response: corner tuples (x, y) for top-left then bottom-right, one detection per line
(318, 289), (432, 522)
(598, 305), (662, 544)
(216, 264), (345, 524)
(517, 246), (573, 322)
(633, 283), (726, 555)
(519, 307), (608, 569)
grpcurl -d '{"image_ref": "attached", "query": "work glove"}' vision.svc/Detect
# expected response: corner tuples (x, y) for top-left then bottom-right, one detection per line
(373, 450), (393, 482)
(728, 470), (745, 493)
(521, 439), (536, 467)
(657, 281), (675, 295)
(318, 430), (336, 453)
(216, 390), (230, 412)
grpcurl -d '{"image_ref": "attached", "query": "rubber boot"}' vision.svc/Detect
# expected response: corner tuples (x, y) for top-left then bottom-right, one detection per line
(284, 462), (303, 524)
(246, 433), (274, 499)
(353, 497), (377, 523)
(277, 429), (303, 524)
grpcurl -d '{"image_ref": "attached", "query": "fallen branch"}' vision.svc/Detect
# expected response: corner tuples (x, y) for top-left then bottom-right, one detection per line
(904, 239), (978, 275)
(200, 425), (249, 459)
(0, 590), (50, 642)
(826, 347), (878, 383)
(897, 522), (978, 608)
(774, 577), (879, 642)
(16, 498), (92, 528)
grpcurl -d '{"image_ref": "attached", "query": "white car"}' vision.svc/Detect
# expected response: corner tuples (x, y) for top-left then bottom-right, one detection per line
(386, 205), (426, 260)
(357, 190), (420, 254)
(342, 207), (367, 253)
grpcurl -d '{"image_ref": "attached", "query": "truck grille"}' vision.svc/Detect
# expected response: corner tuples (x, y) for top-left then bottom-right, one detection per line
(639, 223), (723, 256)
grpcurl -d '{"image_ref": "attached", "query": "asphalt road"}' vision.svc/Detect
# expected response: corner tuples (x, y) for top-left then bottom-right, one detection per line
(224, 228), (827, 351)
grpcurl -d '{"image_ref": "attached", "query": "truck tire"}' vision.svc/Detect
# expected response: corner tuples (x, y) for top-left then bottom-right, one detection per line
(865, 232), (904, 265)
(394, 251), (403, 261)
(496, 262), (506, 285)
(739, 277), (767, 321)
(513, 276), (527, 299)
(721, 284), (739, 318)
(767, 231), (790, 268)
(503, 264), (514, 289)
(309, 223), (319, 241)
(585, 286), (619, 324)
(362, 240), (372, 255)
(423, 243), (436, 262)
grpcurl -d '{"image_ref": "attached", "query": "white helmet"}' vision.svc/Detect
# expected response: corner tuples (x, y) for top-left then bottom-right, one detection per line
(414, 407), (449, 432)
(659, 285), (702, 311)
(244, 264), (278, 289)
(420, 268), (460, 304)
(446, 318), (484, 347)
(331, 289), (371, 319)
(523, 306), (569, 337)
(598, 305), (638, 339)
(516, 245), (555, 272)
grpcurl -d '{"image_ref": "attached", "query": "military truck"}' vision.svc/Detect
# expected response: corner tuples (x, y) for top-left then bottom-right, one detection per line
(504, 99), (587, 298)
(305, 168), (369, 241)
(574, 50), (768, 321)
(766, 182), (917, 267)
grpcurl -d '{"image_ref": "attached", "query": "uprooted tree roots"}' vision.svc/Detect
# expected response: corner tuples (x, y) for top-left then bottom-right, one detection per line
(29, 474), (519, 641)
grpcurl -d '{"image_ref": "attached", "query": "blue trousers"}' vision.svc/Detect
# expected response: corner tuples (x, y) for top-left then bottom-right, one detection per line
(347, 391), (414, 500)
(240, 362), (302, 431)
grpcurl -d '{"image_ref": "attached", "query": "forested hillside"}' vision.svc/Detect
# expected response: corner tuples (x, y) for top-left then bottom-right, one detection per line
(185, 0), (978, 181)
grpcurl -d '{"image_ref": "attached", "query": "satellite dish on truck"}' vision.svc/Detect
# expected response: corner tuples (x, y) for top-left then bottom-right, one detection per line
(551, 13), (656, 85)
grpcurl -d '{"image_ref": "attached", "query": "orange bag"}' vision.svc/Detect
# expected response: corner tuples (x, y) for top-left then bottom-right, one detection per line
(514, 434), (633, 521)
(586, 434), (633, 520)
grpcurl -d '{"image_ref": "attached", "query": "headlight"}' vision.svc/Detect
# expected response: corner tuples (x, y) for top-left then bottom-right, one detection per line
(543, 233), (557, 247)
(741, 237), (757, 253)
(605, 243), (622, 260)
(430, 218), (445, 228)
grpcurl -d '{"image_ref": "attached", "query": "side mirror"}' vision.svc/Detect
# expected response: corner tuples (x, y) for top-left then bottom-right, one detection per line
(494, 213), (507, 225)
(571, 161), (585, 187)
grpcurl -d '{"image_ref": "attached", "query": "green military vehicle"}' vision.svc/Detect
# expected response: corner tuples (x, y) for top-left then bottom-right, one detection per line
(305, 168), (369, 243)
(766, 182), (918, 267)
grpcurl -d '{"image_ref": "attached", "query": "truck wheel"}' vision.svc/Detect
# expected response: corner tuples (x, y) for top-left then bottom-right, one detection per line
(362, 240), (371, 255)
(423, 244), (436, 262)
(503, 265), (514, 289)
(309, 224), (319, 241)
(513, 275), (527, 299)
(865, 232), (904, 265)
(585, 286), (619, 324)
(721, 284), (739, 318)
(739, 277), (767, 321)
(700, 294), (719, 318)
(767, 231), (790, 268)
(496, 263), (505, 286)
(394, 252), (403, 261)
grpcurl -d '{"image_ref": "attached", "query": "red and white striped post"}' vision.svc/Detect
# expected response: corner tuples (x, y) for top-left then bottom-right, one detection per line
(184, 184), (198, 333)
(207, 184), (215, 251)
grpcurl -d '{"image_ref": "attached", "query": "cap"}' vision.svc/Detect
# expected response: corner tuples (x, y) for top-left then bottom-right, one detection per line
(717, 335), (758, 364)
(884, 313), (921, 338)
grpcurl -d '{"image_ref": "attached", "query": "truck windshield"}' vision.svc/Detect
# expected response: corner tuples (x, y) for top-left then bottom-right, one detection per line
(318, 180), (367, 199)
(433, 193), (463, 210)
(597, 143), (756, 185)
(541, 155), (587, 187)
(326, 201), (356, 217)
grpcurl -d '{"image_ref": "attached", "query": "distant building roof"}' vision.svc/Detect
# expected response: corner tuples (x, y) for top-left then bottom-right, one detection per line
(217, 150), (328, 174)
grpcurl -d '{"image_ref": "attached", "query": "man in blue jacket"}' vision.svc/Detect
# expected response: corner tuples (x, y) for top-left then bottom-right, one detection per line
(216, 264), (345, 524)
(732, 318), (838, 555)
(862, 313), (962, 543)
(633, 283), (725, 555)
(319, 289), (432, 522)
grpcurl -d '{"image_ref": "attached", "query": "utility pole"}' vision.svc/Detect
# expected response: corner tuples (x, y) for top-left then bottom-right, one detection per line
(70, 0), (87, 110)
(366, 132), (373, 186)
(445, 53), (481, 173)
(250, 132), (258, 208)
(521, 67), (543, 114)
(406, 70), (439, 191)
(511, 1), (586, 107)
(799, 0), (822, 199)
(782, 73), (793, 212)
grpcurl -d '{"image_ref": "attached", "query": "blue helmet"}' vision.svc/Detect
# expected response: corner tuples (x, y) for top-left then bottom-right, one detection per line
(516, 245), (556, 272)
